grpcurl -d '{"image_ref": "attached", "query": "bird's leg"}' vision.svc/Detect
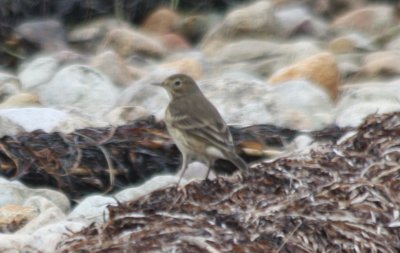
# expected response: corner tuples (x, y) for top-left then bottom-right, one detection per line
(177, 154), (189, 186)
(204, 159), (215, 181)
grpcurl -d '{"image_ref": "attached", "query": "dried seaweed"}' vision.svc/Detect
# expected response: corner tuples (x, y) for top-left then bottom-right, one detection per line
(57, 112), (400, 252)
(0, 116), (301, 200)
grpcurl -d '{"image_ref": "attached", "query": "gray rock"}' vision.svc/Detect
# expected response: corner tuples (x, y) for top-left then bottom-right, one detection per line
(15, 19), (66, 51)
(0, 108), (78, 135)
(26, 221), (86, 253)
(335, 81), (400, 127)
(40, 64), (119, 117)
(0, 177), (70, 213)
(68, 195), (117, 224)
(264, 80), (334, 130)
(115, 175), (186, 202)
(18, 56), (59, 91)
(0, 72), (20, 102)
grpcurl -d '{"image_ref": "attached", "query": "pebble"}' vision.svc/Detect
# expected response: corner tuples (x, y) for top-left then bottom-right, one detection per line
(331, 5), (396, 35)
(39, 64), (119, 117)
(103, 27), (166, 58)
(141, 7), (180, 35)
(268, 52), (341, 100)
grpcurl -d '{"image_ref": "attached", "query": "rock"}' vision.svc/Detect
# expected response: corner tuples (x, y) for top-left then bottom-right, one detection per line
(106, 106), (150, 125)
(331, 5), (396, 35)
(263, 80), (334, 130)
(68, 17), (131, 52)
(0, 93), (41, 108)
(198, 75), (274, 125)
(275, 4), (328, 37)
(210, 38), (321, 65)
(385, 34), (400, 50)
(141, 8), (180, 35)
(329, 33), (376, 54)
(209, 39), (281, 63)
(335, 81), (400, 127)
(268, 52), (341, 100)
(336, 81), (400, 112)
(30, 189), (70, 214)
(0, 234), (31, 252)
(175, 15), (210, 43)
(335, 101), (400, 127)
(39, 64), (119, 117)
(68, 195), (117, 224)
(224, 1), (279, 37)
(0, 72), (20, 102)
(201, 1), (279, 54)
(0, 108), (77, 135)
(160, 33), (191, 52)
(0, 180), (26, 207)
(161, 57), (204, 80)
(18, 56), (59, 91)
(117, 70), (174, 120)
(26, 221), (86, 252)
(103, 27), (165, 58)
(17, 196), (66, 234)
(362, 51), (400, 76)
(115, 175), (186, 202)
(15, 19), (66, 51)
(0, 204), (39, 232)
(0, 178), (70, 213)
(90, 50), (137, 86)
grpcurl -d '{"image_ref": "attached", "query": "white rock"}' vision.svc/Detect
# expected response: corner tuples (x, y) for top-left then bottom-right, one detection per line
(0, 73), (20, 102)
(0, 107), (68, 133)
(0, 184), (25, 206)
(106, 106), (150, 125)
(336, 82), (400, 112)
(68, 195), (117, 224)
(0, 178), (70, 213)
(117, 70), (173, 120)
(17, 206), (66, 235)
(115, 175), (187, 202)
(18, 56), (59, 90)
(336, 101), (400, 127)
(264, 80), (334, 130)
(40, 64), (119, 117)
(26, 221), (86, 253)
(199, 76), (274, 125)
(0, 234), (31, 252)
(30, 189), (70, 213)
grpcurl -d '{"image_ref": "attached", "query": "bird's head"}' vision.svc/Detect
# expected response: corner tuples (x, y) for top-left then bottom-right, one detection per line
(155, 74), (200, 98)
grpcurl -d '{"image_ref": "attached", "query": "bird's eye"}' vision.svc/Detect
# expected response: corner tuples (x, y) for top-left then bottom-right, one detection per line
(173, 80), (182, 87)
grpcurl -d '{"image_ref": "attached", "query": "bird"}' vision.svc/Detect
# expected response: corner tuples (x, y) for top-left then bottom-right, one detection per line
(155, 73), (248, 184)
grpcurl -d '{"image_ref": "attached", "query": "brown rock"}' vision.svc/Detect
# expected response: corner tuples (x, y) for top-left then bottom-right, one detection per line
(160, 33), (190, 52)
(15, 19), (66, 51)
(362, 51), (400, 76)
(103, 28), (165, 58)
(0, 204), (38, 232)
(329, 33), (375, 54)
(202, 1), (279, 54)
(141, 8), (180, 35)
(176, 15), (209, 43)
(331, 5), (396, 35)
(268, 52), (341, 99)
(224, 1), (278, 36)
(91, 50), (140, 86)
(161, 58), (203, 80)
(0, 93), (41, 108)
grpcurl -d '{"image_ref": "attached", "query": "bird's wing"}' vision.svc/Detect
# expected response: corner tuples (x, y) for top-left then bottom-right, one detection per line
(167, 94), (235, 151)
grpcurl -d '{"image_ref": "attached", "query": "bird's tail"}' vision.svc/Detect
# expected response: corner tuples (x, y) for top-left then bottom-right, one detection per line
(227, 153), (248, 173)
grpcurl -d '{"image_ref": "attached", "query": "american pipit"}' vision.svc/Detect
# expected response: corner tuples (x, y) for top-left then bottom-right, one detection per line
(155, 74), (248, 184)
